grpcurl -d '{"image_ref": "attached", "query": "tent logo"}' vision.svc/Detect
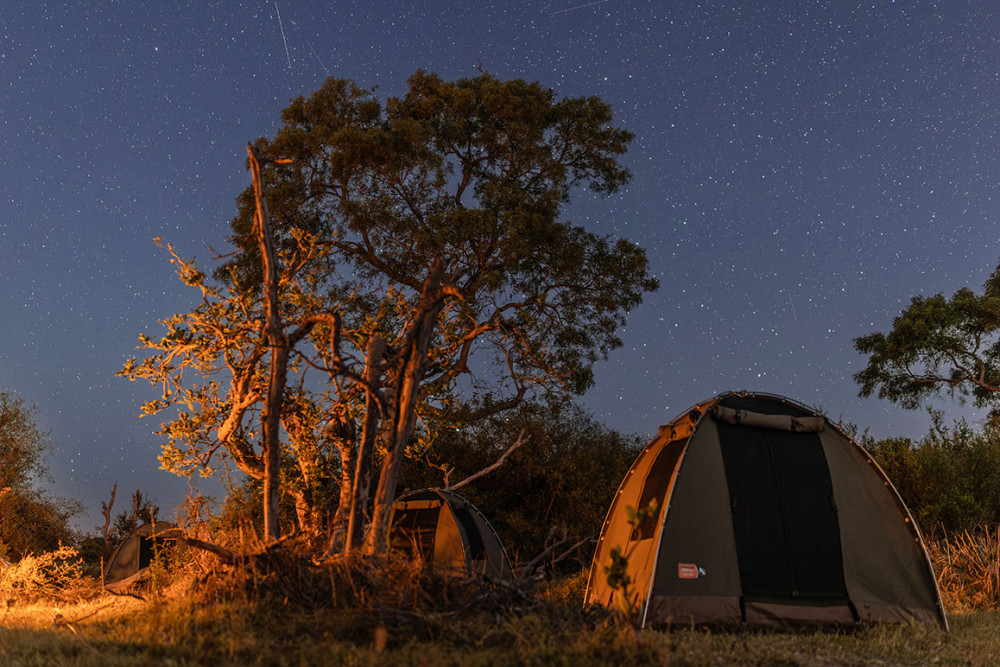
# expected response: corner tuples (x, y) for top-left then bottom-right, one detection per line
(677, 562), (706, 579)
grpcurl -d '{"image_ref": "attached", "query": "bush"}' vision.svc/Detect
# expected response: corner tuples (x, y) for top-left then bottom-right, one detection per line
(864, 412), (1000, 535)
(0, 490), (79, 560)
(0, 545), (99, 605)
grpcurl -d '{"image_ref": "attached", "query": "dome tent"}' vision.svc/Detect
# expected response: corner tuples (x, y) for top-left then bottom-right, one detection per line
(389, 488), (511, 580)
(103, 521), (184, 590)
(586, 392), (947, 630)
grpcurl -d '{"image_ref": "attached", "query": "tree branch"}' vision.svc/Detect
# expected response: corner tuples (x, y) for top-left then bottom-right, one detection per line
(445, 428), (529, 492)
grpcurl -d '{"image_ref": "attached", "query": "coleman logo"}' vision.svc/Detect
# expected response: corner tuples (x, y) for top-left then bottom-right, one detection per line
(678, 563), (706, 579)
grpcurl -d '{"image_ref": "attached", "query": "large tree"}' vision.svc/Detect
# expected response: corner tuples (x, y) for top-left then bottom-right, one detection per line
(854, 261), (1000, 412)
(122, 70), (658, 553)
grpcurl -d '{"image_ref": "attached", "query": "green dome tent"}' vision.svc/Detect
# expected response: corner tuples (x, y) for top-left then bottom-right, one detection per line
(586, 392), (947, 630)
(103, 521), (184, 590)
(389, 489), (511, 580)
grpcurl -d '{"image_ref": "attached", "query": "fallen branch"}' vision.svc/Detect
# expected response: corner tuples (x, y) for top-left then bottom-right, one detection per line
(179, 536), (236, 564)
(104, 588), (146, 601)
(57, 602), (116, 624)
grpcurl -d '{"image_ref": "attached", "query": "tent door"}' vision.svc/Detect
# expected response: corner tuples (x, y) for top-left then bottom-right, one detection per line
(718, 423), (848, 605)
(390, 507), (442, 561)
(138, 536), (157, 570)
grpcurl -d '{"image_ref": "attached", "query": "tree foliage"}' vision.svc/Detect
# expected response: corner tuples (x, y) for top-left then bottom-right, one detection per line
(120, 70), (657, 553)
(0, 391), (48, 494)
(0, 390), (79, 560)
(854, 262), (1000, 412)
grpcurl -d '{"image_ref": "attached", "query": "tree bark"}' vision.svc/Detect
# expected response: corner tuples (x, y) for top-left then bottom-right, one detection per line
(328, 438), (355, 550)
(248, 144), (288, 544)
(292, 489), (315, 536)
(345, 335), (385, 552)
(365, 260), (446, 554)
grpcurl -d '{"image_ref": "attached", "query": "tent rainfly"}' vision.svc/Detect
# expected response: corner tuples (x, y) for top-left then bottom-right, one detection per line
(389, 489), (511, 579)
(586, 392), (948, 630)
(103, 521), (184, 590)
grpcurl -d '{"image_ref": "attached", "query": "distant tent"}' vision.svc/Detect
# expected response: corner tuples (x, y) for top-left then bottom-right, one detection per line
(103, 521), (184, 589)
(389, 489), (511, 579)
(586, 392), (948, 630)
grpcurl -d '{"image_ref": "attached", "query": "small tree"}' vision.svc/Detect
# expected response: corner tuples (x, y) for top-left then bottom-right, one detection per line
(122, 70), (657, 554)
(854, 261), (1000, 413)
(109, 488), (160, 544)
(0, 389), (79, 559)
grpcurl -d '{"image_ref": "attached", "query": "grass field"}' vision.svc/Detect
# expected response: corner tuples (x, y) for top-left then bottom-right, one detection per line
(1, 588), (998, 666)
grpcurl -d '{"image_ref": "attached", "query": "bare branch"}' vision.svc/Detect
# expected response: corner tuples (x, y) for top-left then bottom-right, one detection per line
(445, 428), (529, 492)
(101, 482), (117, 543)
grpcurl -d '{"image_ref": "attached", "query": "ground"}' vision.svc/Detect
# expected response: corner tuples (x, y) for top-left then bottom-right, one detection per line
(1, 594), (998, 666)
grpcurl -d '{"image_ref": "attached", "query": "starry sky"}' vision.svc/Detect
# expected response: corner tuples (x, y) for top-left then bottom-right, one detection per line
(3, 1), (999, 531)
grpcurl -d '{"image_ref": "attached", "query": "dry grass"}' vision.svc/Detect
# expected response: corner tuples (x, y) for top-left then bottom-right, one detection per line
(2, 536), (1000, 665)
(930, 527), (1000, 613)
(4, 590), (1000, 666)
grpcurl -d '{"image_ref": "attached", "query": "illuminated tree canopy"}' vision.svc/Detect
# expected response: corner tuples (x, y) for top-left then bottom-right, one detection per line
(121, 70), (658, 553)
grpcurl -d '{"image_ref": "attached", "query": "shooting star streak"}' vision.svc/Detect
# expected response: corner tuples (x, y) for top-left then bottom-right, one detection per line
(551, 0), (609, 16)
(787, 293), (798, 321)
(306, 39), (329, 75)
(821, 106), (912, 115)
(274, 1), (292, 71)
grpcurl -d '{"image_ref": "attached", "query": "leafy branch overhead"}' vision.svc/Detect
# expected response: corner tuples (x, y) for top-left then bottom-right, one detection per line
(121, 69), (657, 553)
(854, 261), (1000, 412)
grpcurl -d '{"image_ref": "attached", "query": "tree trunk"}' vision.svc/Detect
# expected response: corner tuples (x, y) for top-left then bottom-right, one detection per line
(101, 482), (117, 544)
(365, 260), (445, 555)
(329, 437), (356, 551)
(293, 490), (315, 536)
(249, 144), (287, 544)
(345, 335), (385, 552)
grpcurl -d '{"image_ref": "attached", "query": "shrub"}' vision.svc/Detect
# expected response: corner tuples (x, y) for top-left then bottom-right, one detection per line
(863, 412), (1000, 535)
(0, 545), (99, 604)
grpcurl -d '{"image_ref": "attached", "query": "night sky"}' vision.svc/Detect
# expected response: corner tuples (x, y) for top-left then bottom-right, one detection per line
(3, 1), (999, 531)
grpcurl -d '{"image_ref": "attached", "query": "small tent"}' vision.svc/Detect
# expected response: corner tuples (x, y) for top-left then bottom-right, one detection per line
(103, 521), (184, 589)
(389, 489), (511, 579)
(586, 392), (947, 629)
